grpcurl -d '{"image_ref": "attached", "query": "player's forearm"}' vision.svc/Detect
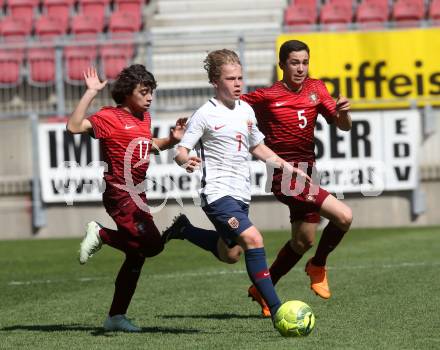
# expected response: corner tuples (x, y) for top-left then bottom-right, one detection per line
(152, 137), (178, 152)
(67, 89), (98, 133)
(250, 144), (286, 169)
(174, 146), (190, 166)
(336, 111), (352, 131)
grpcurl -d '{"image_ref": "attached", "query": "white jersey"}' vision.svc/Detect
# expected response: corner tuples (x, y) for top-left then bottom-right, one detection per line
(179, 98), (265, 206)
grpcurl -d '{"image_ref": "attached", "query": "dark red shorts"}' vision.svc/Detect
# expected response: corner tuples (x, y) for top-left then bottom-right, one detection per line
(272, 176), (330, 224)
(103, 187), (163, 257)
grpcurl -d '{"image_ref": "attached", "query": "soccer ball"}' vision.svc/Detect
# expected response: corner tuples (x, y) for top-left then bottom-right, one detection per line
(274, 300), (315, 337)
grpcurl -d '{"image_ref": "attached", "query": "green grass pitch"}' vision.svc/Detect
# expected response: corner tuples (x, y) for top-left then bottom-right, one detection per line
(0, 226), (439, 349)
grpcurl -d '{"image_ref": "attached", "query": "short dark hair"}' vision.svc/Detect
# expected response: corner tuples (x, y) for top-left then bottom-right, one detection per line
(279, 40), (310, 64)
(111, 64), (157, 105)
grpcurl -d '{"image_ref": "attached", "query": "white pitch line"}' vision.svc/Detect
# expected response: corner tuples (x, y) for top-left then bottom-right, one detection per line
(332, 261), (440, 270)
(7, 276), (110, 286)
(5, 261), (440, 286)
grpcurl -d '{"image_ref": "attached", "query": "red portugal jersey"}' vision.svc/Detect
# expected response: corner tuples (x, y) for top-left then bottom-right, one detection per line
(241, 78), (337, 164)
(88, 106), (152, 188)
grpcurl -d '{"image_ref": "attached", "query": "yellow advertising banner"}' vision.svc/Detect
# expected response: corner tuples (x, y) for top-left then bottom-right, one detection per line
(277, 28), (440, 109)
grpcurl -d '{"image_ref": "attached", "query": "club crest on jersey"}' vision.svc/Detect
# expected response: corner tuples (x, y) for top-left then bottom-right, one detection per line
(309, 92), (318, 104)
(228, 217), (240, 229)
(305, 194), (316, 203)
(247, 120), (253, 131)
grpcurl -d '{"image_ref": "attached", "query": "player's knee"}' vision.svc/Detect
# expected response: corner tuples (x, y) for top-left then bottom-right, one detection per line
(301, 237), (314, 250)
(222, 251), (241, 264)
(217, 242), (242, 264)
(135, 220), (165, 257)
(139, 237), (164, 258)
(224, 244), (242, 264)
(338, 207), (353, 231)
(291, 237), (313, 254)
(125, 254), (145, 270)
(242, 233), (264, 248)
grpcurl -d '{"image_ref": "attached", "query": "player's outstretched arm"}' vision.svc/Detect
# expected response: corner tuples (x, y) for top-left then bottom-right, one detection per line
(66, 67), (107, 134)
(335, 95), (352, 131)
(250, 143), (311, 182)
(174, 146), (201, 173)
(152, 118), (187, 152)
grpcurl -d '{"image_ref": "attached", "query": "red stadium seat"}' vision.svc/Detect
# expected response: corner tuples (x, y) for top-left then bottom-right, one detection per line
(35, 16), (65, 40)
(328, 0), (353, 10)
(356, 2), (388, 28)
(6, 0), (39, 5)
(77, 0), (108, 31)
(115, 0), (142, 23)
(429, 0), (440, 22)
(0, 16), (30, 38)
(114, 0), (142, 16)
(109, 10), (141, 33)
(64, 19), (99, 83)
(362, 0), (389, 10)
(320, 2), (352, 29)
(7, 0), (35, 33)
(108, 11), (138, 56)
(100, 45), (132, 80)
(27, 48), (56, 85)
(392, 0), (425, 27)
(64, 46), (97, 83)
(43, 0), (74, 32)
(0, 49), (22, 86)
(294, 0), (317, 6)
(70, 14), (103, 36)
(0, 17), (28, 59)
(284, 4), (317, 30)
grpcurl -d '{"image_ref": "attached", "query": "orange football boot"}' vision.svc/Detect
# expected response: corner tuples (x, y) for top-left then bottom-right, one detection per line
(305, 258), (331, 299)
(248, 285), (271, 318)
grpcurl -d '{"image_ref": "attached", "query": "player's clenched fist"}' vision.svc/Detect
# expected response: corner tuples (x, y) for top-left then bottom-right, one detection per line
(182, 156), (201, 173)
(335, 95), (350, 112)
(169, 117), (188, 143)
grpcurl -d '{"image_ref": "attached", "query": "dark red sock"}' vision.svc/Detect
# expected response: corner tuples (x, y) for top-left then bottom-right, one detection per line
(109, 255), (145, 316)
(269, 241), (303, 285)
(312, 222), (347, 267)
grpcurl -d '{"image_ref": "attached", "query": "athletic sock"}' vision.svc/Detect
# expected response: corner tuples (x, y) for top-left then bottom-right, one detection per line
(269, 241), (303, 285)
(245, 247), (281, 316)
(312, 222), (347, 267)
(182, 225), (220, 258)
(109, 255), (145, 316)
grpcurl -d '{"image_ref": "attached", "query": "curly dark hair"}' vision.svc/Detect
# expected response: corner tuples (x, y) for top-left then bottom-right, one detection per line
(111, 64), (157, 104)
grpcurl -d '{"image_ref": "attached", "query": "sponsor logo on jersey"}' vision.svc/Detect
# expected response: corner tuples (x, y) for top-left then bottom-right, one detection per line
(214, 124), (226, 131)
(125, 125), (136, 130)
(228, 217), (240, 229)
(275, 101), (288, 107)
